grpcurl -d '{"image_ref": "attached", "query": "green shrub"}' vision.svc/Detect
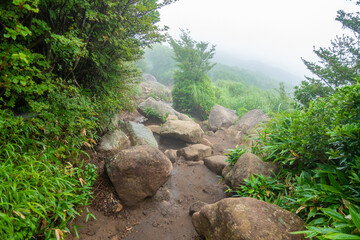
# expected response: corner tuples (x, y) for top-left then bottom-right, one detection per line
(239, 82), (360, 239)
(224, 145), (248, 165)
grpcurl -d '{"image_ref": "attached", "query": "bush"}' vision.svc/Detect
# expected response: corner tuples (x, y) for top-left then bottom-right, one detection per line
(232, 82), (360, 239)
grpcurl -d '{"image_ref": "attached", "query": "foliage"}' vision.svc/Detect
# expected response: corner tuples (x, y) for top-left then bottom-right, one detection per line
(214, 80), (293, 117)
(231, 174), (287, 205)
(295, 1), (360, 107)
(224, 145), (248, 165)
(0, 0), (177, 238)
(170, 31), (216, 119)
(143, 107), (168, 123)
(239, 83), (360, 239)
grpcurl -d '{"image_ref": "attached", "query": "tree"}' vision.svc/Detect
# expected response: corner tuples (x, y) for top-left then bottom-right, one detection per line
(295, 0), (360, 107)
(169, 30), (216, 119)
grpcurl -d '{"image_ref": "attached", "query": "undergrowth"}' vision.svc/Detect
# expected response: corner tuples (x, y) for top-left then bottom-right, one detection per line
(227, 82), (360, 239)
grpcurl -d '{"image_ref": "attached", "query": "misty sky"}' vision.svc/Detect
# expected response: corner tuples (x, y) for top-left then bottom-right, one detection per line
(159, 0), (356, 78)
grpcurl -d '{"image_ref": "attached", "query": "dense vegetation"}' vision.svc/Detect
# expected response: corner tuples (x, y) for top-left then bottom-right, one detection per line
(0, 0), (175, 238)
(169, 30), (216, 119)
(295, 1), (360, 107)
(227, 2), (360, 239)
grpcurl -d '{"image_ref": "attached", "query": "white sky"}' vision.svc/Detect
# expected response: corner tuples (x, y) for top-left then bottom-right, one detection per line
(159, 0), (357, 78)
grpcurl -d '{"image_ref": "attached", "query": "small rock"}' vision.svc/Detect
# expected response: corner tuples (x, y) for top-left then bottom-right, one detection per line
(177, 144), (212, 161)
(203, 155), (228, 176)
(164, 149), (177, 163)
(189, 201), (207, 216)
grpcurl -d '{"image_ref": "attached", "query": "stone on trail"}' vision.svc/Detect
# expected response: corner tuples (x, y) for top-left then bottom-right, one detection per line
(105, 145), (172, 206)
(227, 109), (269, 141)
(96, 129), (130, 152)
(126, 121), (158, 148)
(208, 105), (238, 131)
(192, 197), (305, 240)
(177, 144), (212, 161)
(160, 119), (204, 144)
(222, 152), (279, 190)
(203, 155), (228, 176)
(164, 149), (177, 163)
(189, 201), (207, 216)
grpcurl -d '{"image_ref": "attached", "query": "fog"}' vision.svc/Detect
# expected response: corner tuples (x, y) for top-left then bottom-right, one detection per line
(159, 0), (356, 78)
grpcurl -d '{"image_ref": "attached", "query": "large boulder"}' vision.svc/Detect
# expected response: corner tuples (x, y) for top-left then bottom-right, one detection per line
(227, 109), (269, 141)
(222, 152), (279, 189)
(203, 155), (228, 176)
(177, 144), (212, 161)
(105, 145), (173, 206)
(192, 197), (305, 240)
(126, 121), (158, 148)
(142, 73), (157, 82)
(160, 120), (204, 144)
(96, 129), (131, 152)
(208, 105), (238, 131)
(138, 79), (172, 102)
(138, 97), (191, 121)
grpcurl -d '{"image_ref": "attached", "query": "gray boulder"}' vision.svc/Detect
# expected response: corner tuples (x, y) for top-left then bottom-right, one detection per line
(160, 120), (204, 144)
(106, 145), (173, 206)
(227, 109), (269, 141)
(192, 197), (305, 240)
(97, 129), (130, 152)
(138, 80), (172, 102)
(138, 97), (192, 122)
(208, 105), (238, 131)
(203, 155), (228, 176)
(222, 152), (279, 190)
(177, 144), (212, 161)
(142, 73), (157, 82)
(126, 121), (158, 148)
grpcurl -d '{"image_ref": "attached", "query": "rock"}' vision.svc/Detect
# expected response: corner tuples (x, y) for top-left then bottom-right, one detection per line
(208, 105), (238, 131)
(96, 129), (130, 152)
(222, 152), (279, 189)
(138, 79), (172, 102)
(192, 197), (305, 240)
(138, 98), (193, 122)
(203, 155), (228, 176)
(160, 120), (204, 144)
(147, 125), (161, 134)
(105, 145), (172, 206)
(227, 109), (269, 141)
(138, 97), (177, 118)
(126, 121), (158, 148)
(189, 201), (207, 216)
(164, 149), (177, 163)
(177, 144), (212, 161)
(142, 73), (157, 82)
(200, 138), (214, 148)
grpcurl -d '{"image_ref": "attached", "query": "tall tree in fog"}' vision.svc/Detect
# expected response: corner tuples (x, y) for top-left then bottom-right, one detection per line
(295, 0), (360, 107)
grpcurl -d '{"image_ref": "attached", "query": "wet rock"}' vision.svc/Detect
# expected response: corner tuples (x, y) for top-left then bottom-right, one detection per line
(192, 197), (305, 240)
(222, 152), (279, 189)
(96, 129), (130, 152)
(177, 144), (212, 161)
(203, 155), (228, 176)
(227, 109), (269, 141)
(208, 105), (238, 131)
(164, 149), (177, 163)
(105, 145), (172, 206)
(189, 201), (207, 216)
(126, 121), (158, 148)
(160, 120), (204, 144)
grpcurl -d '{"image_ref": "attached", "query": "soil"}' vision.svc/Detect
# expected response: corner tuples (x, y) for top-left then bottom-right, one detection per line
(66, 111), (237, 240)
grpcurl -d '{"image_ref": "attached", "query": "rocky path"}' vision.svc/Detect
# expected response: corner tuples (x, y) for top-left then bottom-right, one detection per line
(68, 142), (227, 240)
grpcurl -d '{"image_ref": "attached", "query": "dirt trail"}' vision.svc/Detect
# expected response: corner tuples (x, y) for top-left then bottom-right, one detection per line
(67, 125), (231, 239)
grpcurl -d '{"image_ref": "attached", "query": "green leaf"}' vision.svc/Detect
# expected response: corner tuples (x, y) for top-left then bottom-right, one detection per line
(324, 233), (360, 239)
(349, 205), (360, 232)
(321, 208), (347, 222)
